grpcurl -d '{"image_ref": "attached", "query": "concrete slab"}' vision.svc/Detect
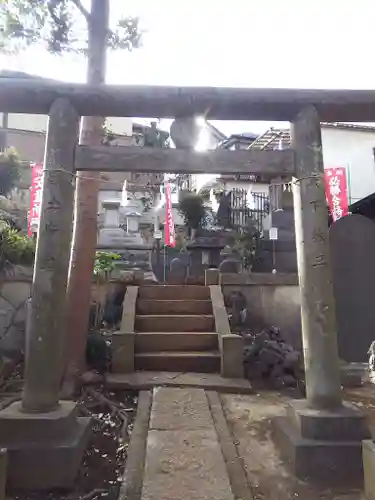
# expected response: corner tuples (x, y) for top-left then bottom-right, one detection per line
(287, 399), (371, 441)
(6, 416), (92, 490)
(150, 387), (213, 431)
(273, 415), (364, 487)
(135, 351), (220, 373)
(106, 371), (253, 394)
(207, 392), (253, 500)
(0, 400), (77, 443)
(0, 401), (92, 490)
(363, 439), (375, 500)
(141, 429), (234, 500)
(112, 332), (135, 373)
(119, 391), (152, 500)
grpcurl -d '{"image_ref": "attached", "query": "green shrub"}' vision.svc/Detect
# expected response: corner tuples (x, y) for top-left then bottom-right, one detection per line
(0, 222), (35, 274)
(0, 148), (21, 197)
(93, 251), (121, 280)
(178, 191), (207, 231)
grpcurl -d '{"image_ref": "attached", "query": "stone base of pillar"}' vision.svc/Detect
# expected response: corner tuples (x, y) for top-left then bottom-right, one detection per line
(0, 400), (92, 490)
(273, 399), (370, 487)
(363, 440), (375, 500)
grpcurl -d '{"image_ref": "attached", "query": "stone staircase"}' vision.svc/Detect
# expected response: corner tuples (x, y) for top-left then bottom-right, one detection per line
(134, 285), (221, 373)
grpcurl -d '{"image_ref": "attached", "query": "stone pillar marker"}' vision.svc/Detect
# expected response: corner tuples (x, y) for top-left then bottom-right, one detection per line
(22, 98), (80, 412)
(291, 105), (342, 410)
(0, 99), (92, 490)
(273, 106), (370, 487)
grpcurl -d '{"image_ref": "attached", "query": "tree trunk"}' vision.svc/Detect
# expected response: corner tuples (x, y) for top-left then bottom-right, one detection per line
(65, 0), (109, 384)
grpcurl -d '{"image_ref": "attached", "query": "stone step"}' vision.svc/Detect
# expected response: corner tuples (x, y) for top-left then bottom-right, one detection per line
(135, 315), (215, 333)
(135, 332), (218, 352)
(139, 285), (210, 301)
(137, 299), (212, 315)
(135, 351), (220, 373)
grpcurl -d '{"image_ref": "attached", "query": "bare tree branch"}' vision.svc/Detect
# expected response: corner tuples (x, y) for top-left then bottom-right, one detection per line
(70, 0), (90, 21)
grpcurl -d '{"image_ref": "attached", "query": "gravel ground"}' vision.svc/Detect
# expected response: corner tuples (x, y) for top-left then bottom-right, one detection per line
(222, 389), (369, 500)
(0, 366), (137, 500)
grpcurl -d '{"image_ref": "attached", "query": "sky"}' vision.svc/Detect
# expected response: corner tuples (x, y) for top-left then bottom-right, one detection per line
(1, 0), (375, 137)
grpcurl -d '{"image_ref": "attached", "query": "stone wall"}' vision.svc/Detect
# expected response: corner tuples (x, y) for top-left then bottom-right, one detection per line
(0, 267), (33, 357)
(0, 268), (132, 343)
(220, 273), (302, 350)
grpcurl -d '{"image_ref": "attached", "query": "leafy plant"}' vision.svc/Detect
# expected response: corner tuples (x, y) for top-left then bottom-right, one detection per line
(0, 1), (142, 55)
(0, 148), (21, 197)
(231, 222), (260, 271)
(101, 124), (116, 146)
(178, 191), (207, 234)
(0, 222), (35, 277)
(140, 195), (153, 213)
(93, 251), (121, 280)
(1, 0), (143, 375)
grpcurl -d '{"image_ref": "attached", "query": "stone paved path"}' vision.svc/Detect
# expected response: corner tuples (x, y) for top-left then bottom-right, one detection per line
(141, 387), (237, 500)
(124, 387), (365, 500)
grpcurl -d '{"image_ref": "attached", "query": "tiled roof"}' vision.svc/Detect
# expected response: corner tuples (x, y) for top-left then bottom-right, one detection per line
(247, 128), (290, 150)
(248, 123), (375, 151)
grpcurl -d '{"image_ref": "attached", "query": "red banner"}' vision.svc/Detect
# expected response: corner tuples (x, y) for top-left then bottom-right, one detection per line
(164, 182), (175, 247)
(324, 167), (349, 222)
(28, 163), (44, 236)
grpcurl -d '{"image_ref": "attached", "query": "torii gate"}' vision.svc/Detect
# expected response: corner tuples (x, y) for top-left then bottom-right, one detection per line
(0, 80), (373, 488)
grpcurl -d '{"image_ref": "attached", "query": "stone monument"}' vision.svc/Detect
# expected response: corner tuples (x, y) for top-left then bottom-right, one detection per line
(97, 198), (155, 280)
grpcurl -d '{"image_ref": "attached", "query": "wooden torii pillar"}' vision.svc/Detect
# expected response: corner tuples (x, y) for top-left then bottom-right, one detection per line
(0, 80), (373, 489)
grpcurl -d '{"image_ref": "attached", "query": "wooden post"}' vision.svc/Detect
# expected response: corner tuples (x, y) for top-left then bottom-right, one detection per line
(2, 80), (375, 121)
(0, 449), (7, 500)
(22, 99), (80, 413)
(291, 105), (342, 410)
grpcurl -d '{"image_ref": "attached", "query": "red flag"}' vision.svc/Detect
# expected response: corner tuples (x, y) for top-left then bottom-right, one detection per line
(324, 167), (349, 222)
(28, 163), (43, 236)
(164, 182), (175, 247)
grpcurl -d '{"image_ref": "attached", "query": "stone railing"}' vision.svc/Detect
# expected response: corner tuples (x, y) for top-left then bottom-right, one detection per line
(205, 269), (301, 350)
(209, 285), (244, 378)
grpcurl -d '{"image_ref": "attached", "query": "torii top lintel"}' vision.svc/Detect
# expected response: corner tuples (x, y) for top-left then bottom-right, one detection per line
(0, 78), (375, 122)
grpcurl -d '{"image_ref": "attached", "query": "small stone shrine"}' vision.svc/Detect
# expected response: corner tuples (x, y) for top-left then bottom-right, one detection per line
(97, 198), (154, 279)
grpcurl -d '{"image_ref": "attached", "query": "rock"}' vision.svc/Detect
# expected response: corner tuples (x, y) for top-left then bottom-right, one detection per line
(81, 370), (104, 386)
(341, 371), (363, 388)
(242, 325), (303, 388)
(219, 259), (239, 274)
(118, 269), (157, 285)
(119, 269), (144, 284)
(169, 258), (187, 284)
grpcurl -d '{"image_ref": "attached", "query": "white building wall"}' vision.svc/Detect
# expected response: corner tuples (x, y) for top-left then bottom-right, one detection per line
(321, 128), (375, 204)
(2, 113), (48, 132)
(0, 113), (133, 136)
(221, 180), (269, 197)
(195, 128), (375, 206)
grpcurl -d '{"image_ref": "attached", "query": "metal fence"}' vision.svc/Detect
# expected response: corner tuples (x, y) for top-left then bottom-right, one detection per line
(229, 189), (270, 234)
